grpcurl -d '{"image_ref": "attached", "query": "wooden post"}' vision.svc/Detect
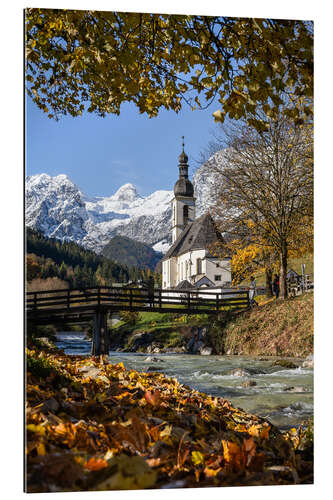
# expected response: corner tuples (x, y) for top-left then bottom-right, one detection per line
(67, 289), (70, 309)
(159, 290), (162, 309)
(91, 309), (109, 356)
(187, 291), (190, 310)
(129, 288), (133, 310)
(216, 293), (219, 311)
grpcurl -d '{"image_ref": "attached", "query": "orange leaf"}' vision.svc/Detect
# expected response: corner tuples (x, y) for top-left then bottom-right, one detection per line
(222, 439), (245, 471)
(247, 425), (260, 437)
(260, 425), (270, 440)
(222, 439), (241, 463)
(146, 458), (161, 467)
(204, 466), (221, 477)
(144, 390), (161, 407)
(85, 457), (108, 471)
(242, 437), (256, 466)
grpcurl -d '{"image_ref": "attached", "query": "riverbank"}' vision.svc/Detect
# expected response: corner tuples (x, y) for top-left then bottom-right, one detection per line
(222, 292), (313, 357)
(110, 293), (313, 357)
(26, 343), (313, 492)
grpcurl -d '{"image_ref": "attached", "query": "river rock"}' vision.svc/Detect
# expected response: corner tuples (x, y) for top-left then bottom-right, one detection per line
(241, 380), (257, 388)
(186, 337), (196, 352)
(283, 386), (307, 393)
(144, 356), (164, 363)
(79, 366), (101, 378)
(302, 354), (314, 369)
(153, 347), (161, 353)
(198, 327), (208, 340)
(163, 347), (186, 353)
(199, 346), (212, 356)
(78, 366), (109, 383)
(229, 368), (250, 377)
(146, 366), (162, 372)
(273, 359), (297, 369)
(34, 397), (59, 414)
(192, 340), (205, 354)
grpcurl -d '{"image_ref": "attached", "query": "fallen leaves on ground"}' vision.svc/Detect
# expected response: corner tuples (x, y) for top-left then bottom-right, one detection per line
(25, 346), (313, 492)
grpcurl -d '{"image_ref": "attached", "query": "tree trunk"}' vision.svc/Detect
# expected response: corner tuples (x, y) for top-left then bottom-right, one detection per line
(265, 268), (273, 297)
(279, 243), (288, 299)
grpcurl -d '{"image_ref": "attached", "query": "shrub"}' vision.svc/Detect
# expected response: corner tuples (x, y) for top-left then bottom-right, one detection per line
(119, 311), (141, 326)
(26, 354), (53, 378)
(26, 322), (57, 341)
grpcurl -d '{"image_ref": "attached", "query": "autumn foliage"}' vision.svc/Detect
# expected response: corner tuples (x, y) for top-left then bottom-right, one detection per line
(25, 10), (312, 128)
(26, 344), (313, 492)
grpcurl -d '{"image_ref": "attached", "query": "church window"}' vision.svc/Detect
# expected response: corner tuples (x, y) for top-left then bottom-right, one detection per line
(196, 258), (202, 274)
(173, 206), (176, 223)
(183, 205), (189, 225)
(215, 275), (222, 281)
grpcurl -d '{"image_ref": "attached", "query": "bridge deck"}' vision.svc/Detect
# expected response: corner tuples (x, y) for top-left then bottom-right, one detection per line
(26, 286), (249, 355)
(26, 286), (249, 322)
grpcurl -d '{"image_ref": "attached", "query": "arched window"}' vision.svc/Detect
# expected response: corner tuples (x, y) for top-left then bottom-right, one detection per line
(196, 258), (202, 275)
(183, 205), (189, 225)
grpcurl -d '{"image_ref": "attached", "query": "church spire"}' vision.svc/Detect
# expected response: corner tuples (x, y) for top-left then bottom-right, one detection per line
(174, 137), (193, 197)
(178, 136), (189, 177)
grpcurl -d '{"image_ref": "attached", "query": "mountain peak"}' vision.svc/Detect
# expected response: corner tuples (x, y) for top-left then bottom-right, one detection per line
(112, 183), (139, 202)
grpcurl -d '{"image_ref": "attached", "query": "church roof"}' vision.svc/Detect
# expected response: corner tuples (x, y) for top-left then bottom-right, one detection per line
(175, 280), (194, 290)
(162, 213), (224, 261)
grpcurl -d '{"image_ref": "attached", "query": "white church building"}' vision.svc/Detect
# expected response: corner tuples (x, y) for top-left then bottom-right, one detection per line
(162, 143), (232, 290)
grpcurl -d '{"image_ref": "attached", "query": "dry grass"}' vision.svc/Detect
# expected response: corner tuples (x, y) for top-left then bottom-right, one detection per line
(223, 292), (313, 357)
(26, 277), (69, 292)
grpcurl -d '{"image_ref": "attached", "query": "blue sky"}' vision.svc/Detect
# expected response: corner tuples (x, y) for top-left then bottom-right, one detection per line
(26, 95), (223, 198)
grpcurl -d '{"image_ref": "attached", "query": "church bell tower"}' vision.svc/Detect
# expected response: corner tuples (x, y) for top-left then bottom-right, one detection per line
(171, 137), (196, 243)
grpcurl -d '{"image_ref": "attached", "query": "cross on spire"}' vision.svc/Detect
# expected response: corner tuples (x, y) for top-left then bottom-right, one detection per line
(182, 136), (185, 151)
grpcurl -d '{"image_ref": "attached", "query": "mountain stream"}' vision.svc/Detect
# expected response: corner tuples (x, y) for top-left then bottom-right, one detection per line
(55, 332), (313, 430)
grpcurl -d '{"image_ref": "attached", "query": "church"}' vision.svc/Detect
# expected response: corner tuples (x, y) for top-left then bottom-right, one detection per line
(162, 142), (232, 290)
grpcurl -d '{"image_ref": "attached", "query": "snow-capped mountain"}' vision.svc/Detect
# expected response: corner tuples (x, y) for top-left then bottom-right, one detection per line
(25, 156), (221, 254)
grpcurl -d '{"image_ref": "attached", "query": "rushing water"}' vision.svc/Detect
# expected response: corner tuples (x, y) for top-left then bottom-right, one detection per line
(55, 332), (313, 430)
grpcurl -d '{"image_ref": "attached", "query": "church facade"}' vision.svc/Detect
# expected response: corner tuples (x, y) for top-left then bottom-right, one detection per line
(162, 144), (231, 290)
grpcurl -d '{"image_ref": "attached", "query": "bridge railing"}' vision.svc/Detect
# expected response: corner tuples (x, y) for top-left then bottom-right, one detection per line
(26, 286), (249, 313)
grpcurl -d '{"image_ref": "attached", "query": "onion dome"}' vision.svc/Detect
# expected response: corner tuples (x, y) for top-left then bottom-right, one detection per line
(178, 149), (188, 164)
(174, 177), (194, 197)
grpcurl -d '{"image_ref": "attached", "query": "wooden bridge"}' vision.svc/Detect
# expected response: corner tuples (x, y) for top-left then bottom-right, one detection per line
(26, 286), (249, 355)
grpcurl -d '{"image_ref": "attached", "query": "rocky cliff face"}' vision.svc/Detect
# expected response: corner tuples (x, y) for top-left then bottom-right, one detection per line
(25, 153), (222, 254)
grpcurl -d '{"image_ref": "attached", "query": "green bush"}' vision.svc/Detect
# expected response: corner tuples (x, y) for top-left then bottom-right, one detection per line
(26, 322), (57, 341)
(119, 311), (141, 326)
(26, 354), (53, 378)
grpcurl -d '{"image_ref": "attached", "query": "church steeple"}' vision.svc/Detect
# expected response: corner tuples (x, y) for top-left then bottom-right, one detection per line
(171, 137), (196, 243)
(174, 137), (194, 198)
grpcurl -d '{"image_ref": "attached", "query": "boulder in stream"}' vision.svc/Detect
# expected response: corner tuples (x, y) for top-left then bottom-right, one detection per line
(144, 356), (165, 363)
(229, 368), (250, 377)
(241, 380), (257, 388)
(200, 346), (212, 356)
(273, 359), (298, 369)
(302, 354), (314, 369)
(283, 386), (307, 393)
